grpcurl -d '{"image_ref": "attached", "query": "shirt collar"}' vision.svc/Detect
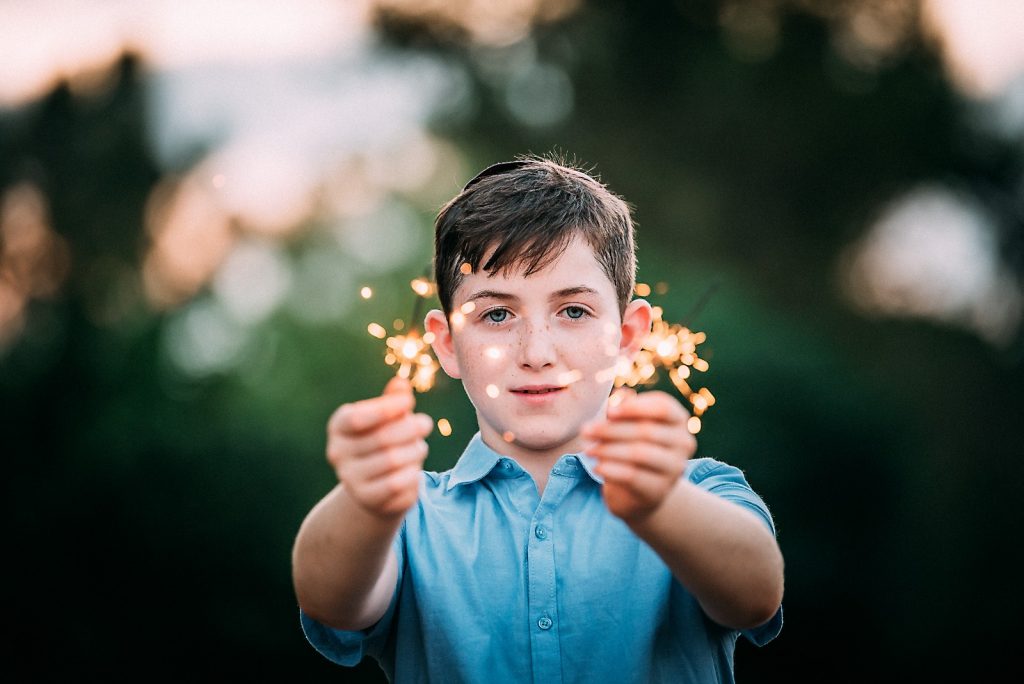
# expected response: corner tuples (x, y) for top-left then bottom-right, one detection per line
(447, 433), (604, 491)
(446, 433), (504, 491)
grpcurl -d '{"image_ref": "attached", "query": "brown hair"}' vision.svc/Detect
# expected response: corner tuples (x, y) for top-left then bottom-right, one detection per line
(433, 154), (637, 315)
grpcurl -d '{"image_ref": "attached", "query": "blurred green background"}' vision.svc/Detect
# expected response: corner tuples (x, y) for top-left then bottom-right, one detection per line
(3, 1), (1022, 680)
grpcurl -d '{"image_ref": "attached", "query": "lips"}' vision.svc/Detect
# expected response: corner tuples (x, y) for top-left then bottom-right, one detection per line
(511, 385), (564, 395)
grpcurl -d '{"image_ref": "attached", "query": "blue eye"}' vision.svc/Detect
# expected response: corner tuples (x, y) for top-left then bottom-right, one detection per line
(485, 308), (509, 324)
(564, 306), (587, 319)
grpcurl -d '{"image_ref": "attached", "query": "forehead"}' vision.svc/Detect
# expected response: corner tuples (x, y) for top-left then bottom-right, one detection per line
(454, 238), (615, 301)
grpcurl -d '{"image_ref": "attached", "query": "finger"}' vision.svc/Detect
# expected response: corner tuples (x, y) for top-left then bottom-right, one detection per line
(580, 418), (679, 450)
(595, 459), (674, 502)
(606, 386), (637, 409)
(383, 375), (413, 397)
(328, 391), (415, 436)
(586, 439), (684, 475)
(344, 413), (434, 458)
(340, 439), (429, 483)
(352, 466), (423, 515)
(606, 390), (689, 424)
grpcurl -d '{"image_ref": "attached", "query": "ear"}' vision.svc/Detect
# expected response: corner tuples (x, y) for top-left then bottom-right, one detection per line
(425, 309), (462, 379)
(618, 299), (653, 360)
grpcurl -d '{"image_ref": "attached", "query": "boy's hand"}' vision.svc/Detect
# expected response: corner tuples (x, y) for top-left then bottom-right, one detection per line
(582, 389), (697, 524)
(326, 377), (433, 520)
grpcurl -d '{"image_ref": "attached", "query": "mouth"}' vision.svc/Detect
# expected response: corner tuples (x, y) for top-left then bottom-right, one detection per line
(510, 385), (565, 395)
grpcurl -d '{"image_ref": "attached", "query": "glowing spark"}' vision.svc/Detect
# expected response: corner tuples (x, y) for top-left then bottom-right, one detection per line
(635, 283), (652, 297)
(594, 366), (618, 383)
(655, 282), (669, 295)
(485, 346), (502, 360)
(486, 384), (500, 398)
(460, 301), (477, 314)
(614, 303), (715, 431)
(438, 418), (452, 437)
(687, 416), (702, 434)
(410, 278), (433, 297)
(502, 430), (515, 443)
(365, 275), (443, 393)
(558, 369), (583, 386)
(460, 262), (473, 275)
(450, 310), (466, 329)
(381, 330), (440, 392)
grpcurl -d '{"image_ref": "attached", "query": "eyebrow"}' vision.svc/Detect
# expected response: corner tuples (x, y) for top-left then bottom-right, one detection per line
(464, 286), (600, 304)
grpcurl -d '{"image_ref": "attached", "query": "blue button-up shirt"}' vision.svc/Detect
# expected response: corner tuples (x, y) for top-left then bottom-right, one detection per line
(301, 433), (782, 683)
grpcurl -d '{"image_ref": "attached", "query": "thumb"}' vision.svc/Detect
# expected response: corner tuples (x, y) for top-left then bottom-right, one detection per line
(608, 386), (637, 406)
(383, 374), (413, 398)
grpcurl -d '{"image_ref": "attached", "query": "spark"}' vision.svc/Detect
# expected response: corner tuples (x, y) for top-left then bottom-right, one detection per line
(410, 278), (433, 297)
(615, 306), (715, 430)
(382, 330), (440, 392)
(486, 384), (500, 398)
(366, 273), (442, 392)
(485, 346), (502, 359)
(438, 418), (453, 437)
(460, 262), (473, 275)
(558, 369), (583, 385)
(634, 283), (652, 297)
(460, 301), (477, 314)
(502, 430), (515, 443)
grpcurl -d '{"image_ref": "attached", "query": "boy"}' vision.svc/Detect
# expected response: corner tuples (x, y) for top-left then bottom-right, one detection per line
(292, 156), (784, 683)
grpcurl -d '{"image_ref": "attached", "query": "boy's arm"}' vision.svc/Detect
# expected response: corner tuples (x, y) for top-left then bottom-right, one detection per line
(582, 391), (784, 631)
(291, 377), (433, 631)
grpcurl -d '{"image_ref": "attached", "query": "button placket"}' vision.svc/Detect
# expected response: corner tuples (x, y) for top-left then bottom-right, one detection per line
(526, 471), (570, 682)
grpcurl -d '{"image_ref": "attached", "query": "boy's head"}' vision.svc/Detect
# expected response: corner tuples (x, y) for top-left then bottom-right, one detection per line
(433, 155), (637, 317)
(424, 155), (652, 462)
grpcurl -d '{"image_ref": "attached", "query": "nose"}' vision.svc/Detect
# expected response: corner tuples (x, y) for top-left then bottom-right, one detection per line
(517, 318), (556, 369)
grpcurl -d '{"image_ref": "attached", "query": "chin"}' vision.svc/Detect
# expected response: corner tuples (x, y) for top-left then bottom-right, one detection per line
(511, 430), (580, 454)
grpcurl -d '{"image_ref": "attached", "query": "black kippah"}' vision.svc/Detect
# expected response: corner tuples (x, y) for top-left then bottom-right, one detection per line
(461, 160), (529, 192)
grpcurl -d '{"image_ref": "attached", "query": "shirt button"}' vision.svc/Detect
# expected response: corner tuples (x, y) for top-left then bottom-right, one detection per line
(535, 525), (547, 540)
(537, 617), (553, 630)
(503, 461), (513, 471)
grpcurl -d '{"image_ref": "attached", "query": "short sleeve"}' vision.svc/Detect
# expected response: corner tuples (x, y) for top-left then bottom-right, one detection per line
(298, 524), (406, 666)
(686, 458), (784, 646)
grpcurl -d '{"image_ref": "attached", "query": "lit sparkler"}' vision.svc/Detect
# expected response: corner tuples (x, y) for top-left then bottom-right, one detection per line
(363, 276), (441, 393)
(612, 283), (717, 434)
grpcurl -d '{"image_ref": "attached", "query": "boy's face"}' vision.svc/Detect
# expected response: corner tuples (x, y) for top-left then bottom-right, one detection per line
(426, 237), (651, 463)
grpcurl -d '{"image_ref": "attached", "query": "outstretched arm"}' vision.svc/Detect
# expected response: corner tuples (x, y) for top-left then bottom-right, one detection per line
(582, 391), (784, 630)
(292, 377), (433, 631)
